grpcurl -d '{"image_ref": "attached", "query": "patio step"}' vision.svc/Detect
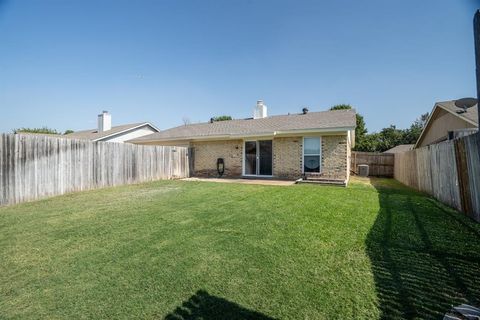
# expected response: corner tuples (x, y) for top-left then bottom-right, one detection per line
(295, 177), (346, 187)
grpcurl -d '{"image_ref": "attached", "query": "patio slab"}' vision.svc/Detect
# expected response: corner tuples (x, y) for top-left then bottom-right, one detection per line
(181, 177), (296, 186)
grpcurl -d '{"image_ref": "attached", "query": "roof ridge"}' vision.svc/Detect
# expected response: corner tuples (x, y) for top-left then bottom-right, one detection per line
(68, 122), (150, 134)
(171, 109), (356, 128)
(129, 109), (356, 143)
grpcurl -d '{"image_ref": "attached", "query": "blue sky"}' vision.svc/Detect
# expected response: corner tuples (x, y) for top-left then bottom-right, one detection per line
(0, 0), (478, 133)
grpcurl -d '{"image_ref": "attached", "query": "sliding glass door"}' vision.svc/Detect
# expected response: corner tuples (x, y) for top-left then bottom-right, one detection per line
(244, 141), (257, 175)
(258, 140), (272, 175)
(244, 140), (272, 176)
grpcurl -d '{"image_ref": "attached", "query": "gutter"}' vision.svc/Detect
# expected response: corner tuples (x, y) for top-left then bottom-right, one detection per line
(130, 126), (355, 144)
(94, 122), (160, 142)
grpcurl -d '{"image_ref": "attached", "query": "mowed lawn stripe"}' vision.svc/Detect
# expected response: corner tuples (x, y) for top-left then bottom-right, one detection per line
(1, 179), (479, 319)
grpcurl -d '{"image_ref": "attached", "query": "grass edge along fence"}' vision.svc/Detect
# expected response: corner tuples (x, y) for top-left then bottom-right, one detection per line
(0, 133), (189, 206)
(394, 132), (480, 222)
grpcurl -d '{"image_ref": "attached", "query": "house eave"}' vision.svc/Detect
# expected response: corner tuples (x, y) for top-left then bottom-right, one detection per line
(94, 123), (160, 142)
(130, 126), (355, 144)
(414, 102), (478, 149)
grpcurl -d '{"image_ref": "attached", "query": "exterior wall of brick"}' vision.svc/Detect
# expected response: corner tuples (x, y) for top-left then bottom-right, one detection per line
(321, 135), (348, 180)
(272, 137), (302, 179)
(189, 134), (349, 181)
(191, 140), (243, 177)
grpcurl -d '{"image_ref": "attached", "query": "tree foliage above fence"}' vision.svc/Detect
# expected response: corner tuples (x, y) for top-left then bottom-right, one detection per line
(13, 127), (60, 134)
(355, 113), (428, 152)
(329, 104), (428, 152)
(13, 127), (75, 135)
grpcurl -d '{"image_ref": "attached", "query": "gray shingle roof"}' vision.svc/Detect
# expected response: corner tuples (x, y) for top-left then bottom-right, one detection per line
(130, 109), (356, 143)
(66, 123), (156, 141)
(437, 100), (478, 125)
(383, 144), (414, 154)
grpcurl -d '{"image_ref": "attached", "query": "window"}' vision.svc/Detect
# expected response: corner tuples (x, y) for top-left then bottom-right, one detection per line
(303, 137), (321, 173)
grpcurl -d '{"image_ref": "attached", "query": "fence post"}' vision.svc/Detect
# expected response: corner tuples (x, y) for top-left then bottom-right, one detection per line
(475, 10), (480, 126)
(454, 139), (473, 215)
(188, 147), (195, 177)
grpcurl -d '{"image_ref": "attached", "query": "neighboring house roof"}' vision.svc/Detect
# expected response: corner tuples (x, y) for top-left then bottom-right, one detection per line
(435, 100), (478, 125)
(414, 100), (478, 148)
(383, 144), (414, 154)
(66, 122), (160, 141)
(129, 109), (356, 143)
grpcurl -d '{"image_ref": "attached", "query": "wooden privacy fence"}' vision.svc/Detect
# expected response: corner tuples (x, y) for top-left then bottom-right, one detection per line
(394, 133), (480, 222)
(0, 133), (189, 206)
(351, 151), (394, 177)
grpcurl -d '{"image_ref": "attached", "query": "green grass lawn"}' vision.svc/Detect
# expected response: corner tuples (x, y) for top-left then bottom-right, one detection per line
(1, 178), (479, 319)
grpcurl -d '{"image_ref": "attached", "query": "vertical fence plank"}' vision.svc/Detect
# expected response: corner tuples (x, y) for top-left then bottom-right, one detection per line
(465, 133), (480, 221)
(0, 133), (189, 206)
(350, 152), (394, 177)
(394, 133), (480, 222)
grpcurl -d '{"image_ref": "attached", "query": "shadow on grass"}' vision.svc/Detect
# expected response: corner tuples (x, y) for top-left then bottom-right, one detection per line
(164, 290), (276, 320)
(367, 181), (480, 319)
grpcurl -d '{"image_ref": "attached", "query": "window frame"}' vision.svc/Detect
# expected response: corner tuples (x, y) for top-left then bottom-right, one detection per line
(302, 137), (322, 174)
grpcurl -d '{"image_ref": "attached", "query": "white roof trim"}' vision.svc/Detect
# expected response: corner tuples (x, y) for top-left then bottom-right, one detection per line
(94, 122), (160, 142)
(436, 102), (478, 126)
(414, 103), (477, 149)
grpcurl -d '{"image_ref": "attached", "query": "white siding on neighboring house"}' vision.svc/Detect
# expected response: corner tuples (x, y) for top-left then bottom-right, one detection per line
(102, 126), (158, 143)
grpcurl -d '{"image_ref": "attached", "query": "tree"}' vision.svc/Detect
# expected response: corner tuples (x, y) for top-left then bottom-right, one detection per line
(211, 115), (232, 122)
(63, 130), (74, 135)
(13, 127), (59, 135)
(353, 112), (430, 152)
(403, 112), (429, 144)
(376, 125), (406, 152)
(182, 116), (191, 126)
(355, 133), (380, 152)
(329, 104), (367, 149)
(329, 104), (352, 111)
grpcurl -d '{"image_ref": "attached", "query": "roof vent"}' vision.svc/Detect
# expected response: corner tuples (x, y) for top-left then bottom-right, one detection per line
(302, 107), (309, 114)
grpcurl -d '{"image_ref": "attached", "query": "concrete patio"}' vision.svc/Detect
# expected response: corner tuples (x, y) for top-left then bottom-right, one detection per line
(181, 177), (296, 186)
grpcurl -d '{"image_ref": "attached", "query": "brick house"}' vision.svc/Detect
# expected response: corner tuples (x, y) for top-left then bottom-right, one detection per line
(129, 101), (356, 184)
